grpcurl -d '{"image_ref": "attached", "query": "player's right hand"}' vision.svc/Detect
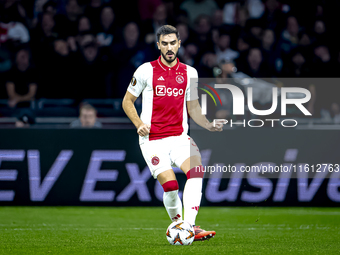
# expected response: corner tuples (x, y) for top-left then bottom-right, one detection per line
(137, 123), (151, 137)
(206, 119), (227, 132)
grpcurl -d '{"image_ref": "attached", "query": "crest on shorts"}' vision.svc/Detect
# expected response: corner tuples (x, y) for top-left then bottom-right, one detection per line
(130, 76), (137, 86)
(175, 75), (184, 84)
(151, 156), (159, 165)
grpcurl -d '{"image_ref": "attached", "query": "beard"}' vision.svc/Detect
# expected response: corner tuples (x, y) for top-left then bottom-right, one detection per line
(161, 50), (178, 64)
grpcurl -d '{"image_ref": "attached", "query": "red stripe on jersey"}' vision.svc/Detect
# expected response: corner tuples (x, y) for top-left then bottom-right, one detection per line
(149, 57), (187, 141)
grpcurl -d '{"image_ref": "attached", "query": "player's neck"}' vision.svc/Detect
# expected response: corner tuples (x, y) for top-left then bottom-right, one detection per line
(160, 55), (178, 68)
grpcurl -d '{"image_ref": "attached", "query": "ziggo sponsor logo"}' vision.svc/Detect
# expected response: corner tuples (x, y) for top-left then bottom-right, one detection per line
(156, 85), (184, 97)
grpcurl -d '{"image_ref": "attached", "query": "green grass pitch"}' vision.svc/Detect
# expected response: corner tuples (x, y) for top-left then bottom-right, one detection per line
(0, 207), (339, 254)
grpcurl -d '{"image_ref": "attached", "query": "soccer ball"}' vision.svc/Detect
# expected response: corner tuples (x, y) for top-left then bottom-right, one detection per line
(166, 220), (195, 245)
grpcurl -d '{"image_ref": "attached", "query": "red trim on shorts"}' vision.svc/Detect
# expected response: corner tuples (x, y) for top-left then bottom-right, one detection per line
(162, 180), (179, 192)
(186, 165), (204, 179)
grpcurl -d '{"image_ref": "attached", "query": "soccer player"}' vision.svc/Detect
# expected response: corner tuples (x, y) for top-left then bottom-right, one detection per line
(122, 25), (224, 241)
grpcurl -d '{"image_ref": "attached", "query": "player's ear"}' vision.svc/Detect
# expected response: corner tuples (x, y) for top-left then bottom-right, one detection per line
(178, 40), (181, 48)
(157, 41), (160, 50)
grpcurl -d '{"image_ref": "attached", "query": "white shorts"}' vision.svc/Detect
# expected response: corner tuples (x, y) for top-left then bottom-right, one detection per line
(140, 134), (201, 179)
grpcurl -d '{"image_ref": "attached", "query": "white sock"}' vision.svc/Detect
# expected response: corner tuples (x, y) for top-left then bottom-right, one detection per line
(163, 190), (183, 222)
(183, 178), (203, 226)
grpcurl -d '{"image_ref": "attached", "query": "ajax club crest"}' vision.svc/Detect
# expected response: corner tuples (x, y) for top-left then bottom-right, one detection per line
(175, 72), (184, 84)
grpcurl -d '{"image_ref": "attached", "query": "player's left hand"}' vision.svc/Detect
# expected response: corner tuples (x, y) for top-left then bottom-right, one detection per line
(206, 119), (227, 132)
(137, 123), (151, 137)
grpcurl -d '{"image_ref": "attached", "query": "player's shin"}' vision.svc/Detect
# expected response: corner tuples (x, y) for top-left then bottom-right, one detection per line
(183, 166), (204, 226)
(162, 180), (182, 222)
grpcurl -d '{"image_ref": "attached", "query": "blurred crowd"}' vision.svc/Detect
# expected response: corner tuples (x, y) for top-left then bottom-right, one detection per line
(0, 0), (340, 122)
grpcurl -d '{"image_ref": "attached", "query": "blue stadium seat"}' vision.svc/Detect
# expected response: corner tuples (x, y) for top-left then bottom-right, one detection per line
(35, 98), (78, 117)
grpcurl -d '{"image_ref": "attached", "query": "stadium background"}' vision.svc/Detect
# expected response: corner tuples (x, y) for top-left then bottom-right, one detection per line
(0, 0), (340, 207)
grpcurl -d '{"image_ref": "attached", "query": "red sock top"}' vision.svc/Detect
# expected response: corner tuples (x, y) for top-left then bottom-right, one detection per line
(162, 180), (179, 192)
(186, 165), (204, 179)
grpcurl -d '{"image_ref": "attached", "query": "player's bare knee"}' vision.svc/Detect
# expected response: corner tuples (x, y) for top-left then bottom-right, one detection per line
(157, 169), (176, 185)
(190, 155), (202, 167)
(180, 156), (202, 175)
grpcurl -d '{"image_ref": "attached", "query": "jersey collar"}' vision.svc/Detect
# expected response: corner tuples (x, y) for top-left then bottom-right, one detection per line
(157, 56), (180, 71)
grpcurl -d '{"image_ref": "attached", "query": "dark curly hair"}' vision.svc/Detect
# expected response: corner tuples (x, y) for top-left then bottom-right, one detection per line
(156, 25), (180, 42)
